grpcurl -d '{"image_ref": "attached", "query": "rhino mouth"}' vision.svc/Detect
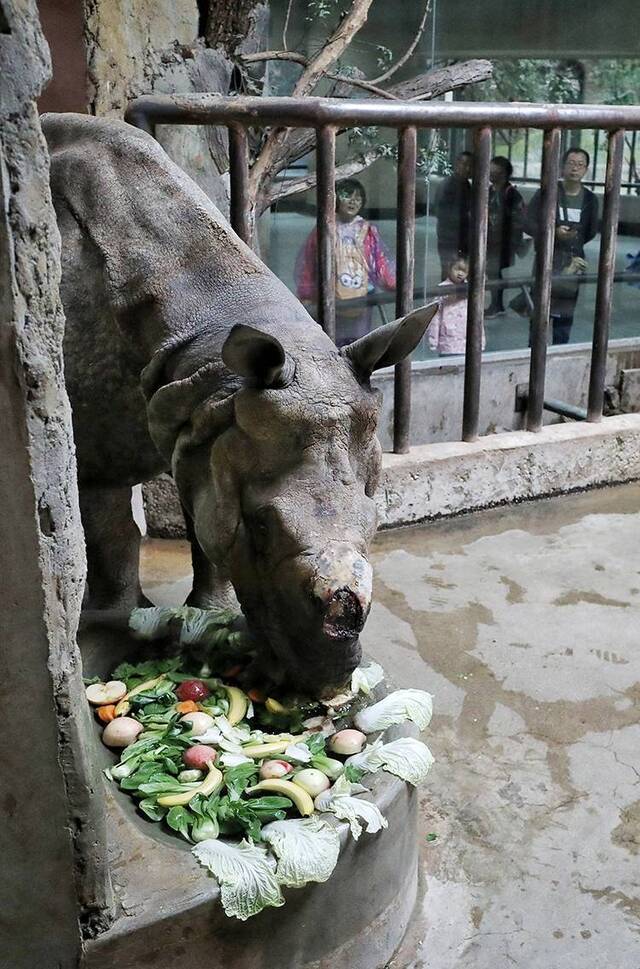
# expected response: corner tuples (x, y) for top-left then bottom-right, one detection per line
(322, 587), (365, 641)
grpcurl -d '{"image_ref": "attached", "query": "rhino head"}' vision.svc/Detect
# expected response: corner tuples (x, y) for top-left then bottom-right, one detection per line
(169, 304), (436, 695)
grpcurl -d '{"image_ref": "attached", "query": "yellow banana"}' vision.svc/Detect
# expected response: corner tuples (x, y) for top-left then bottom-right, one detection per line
(246, 779), (314, 817)
(241, 735), (304, 759)
(115, 674), (166, 717)
(225, 686), (249, 725)
(265, 697), (290, 715)
(158, 763), (223, 807)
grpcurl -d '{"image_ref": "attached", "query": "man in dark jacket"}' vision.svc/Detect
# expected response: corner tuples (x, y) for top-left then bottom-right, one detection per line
(525, 147), (599, 344)
(436, 151), (473, 280)
(486, 156), (525, 317)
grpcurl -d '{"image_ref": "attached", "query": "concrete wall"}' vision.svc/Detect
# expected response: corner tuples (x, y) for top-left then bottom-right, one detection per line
(376, 413), (640, 527)
(373, 339), (640, 451)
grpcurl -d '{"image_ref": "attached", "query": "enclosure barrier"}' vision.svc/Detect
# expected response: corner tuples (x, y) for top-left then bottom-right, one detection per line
(125, 96), (640, 450)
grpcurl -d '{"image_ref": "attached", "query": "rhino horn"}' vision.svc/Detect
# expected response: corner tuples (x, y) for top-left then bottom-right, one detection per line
(222, 324), (295, 388)
(341, 300), (439, 377)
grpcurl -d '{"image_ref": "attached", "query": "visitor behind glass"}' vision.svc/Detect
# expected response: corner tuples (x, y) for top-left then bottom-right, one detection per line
(525, 147), (599, 344)
(295, 179), (396, 348)
(428, 255), (485, 357)
(435, 151), (474, 280)
(485, 156), (525, 318)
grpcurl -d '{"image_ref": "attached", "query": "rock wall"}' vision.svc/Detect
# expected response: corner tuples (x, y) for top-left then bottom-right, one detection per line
(0, 1), (112, 963)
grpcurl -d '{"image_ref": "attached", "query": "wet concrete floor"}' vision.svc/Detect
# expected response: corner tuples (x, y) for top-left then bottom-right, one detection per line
(140, 483), (640, 969)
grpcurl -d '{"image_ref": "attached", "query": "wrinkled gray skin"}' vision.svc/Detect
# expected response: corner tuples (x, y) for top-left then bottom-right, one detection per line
(43, 114), (436, 694)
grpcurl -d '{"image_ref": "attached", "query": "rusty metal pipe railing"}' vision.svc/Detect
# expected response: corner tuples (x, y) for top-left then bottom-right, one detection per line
(526, 128), (561, 432)
(316, 125), (337, 342)
(124, 94), (640, 452)
(124, 95), (640, 133)
(462, 127), (491, 443)
(587, 129), (625, 421)
(228, 126), (251, 246)
(393, 126), (417, 454)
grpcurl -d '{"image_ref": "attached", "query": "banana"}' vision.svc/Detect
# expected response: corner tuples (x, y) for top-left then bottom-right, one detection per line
(224, 686), (249, 725)
(114, 674), (166, 717)
(158, 762), (223, 807)
(246, 779), (314, 817)
(241, 735), (304, 759)
(265, 697), (290, 715)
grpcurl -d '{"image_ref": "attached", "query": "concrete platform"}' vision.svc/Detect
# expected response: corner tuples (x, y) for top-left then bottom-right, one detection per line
(141, 482), (640, 968)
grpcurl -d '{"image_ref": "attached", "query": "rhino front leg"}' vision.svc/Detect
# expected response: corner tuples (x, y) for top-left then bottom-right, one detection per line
(80, 485), (150, 610)
(182, 504), (238, 611)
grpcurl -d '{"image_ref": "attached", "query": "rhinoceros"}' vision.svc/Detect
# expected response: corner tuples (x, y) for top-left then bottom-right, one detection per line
(43, 113), (436, 693)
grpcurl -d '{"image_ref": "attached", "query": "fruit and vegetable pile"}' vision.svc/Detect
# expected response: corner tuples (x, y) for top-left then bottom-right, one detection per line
(86, 606), (435, 921)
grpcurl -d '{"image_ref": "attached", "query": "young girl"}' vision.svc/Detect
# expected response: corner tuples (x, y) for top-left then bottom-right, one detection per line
(428, 256), (485, 356)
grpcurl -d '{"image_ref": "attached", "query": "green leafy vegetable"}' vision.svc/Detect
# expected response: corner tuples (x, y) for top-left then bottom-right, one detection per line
(192, 839), (284, 921)
(166, 806), (192, 842)
(354, 689), (433, 733)
(346, 737), (435, 786)
(262, 817), (341, 888)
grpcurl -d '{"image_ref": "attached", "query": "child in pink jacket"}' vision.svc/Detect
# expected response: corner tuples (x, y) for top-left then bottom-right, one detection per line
(428, 256), (485, 356)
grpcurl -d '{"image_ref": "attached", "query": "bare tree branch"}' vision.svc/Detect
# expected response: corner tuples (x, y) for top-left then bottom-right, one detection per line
(282, 0), (294, 50)
(255, 58), (493, 188)
(401, 59), (493, 100)
(249, 0), (374, 199)
(369, 0), (432, 85)
(291, 0), (375, 98)
(262, 150), (381, 211)
(240, 50), (397, 99)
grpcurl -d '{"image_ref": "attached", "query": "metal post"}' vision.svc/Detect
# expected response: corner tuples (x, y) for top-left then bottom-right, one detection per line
(462, 126), (491, 442)
(228, 125), (251, 246)
(526, 127), (561, 432)
(393, 126), (417, 454)
(587, 128), (625, 421)
(316, 125), (337, 341)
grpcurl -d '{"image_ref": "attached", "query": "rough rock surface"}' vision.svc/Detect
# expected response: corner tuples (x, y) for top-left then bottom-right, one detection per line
(0, 2), (112, 964)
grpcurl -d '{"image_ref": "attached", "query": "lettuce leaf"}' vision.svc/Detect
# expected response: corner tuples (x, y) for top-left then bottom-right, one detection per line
(284, 742), (312, 764)
(314, 775), (388, 840)
(262, 817), (340, 888)
(128, 607), (176, 642)
(346, 737), (435, 786)
(350, 662), (384, 696)
(192, 839), (284, 920)
(354, 689), (433, 733)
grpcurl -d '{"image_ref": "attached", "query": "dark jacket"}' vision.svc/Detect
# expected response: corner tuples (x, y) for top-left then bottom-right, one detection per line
(525, 183), (599, 315)
(487, 182), (525, 269)
(436, 173), (471, 254)
(525, 183), (599, 269)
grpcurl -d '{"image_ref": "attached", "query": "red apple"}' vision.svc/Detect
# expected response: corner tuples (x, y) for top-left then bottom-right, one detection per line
(176, 679), (210, 702)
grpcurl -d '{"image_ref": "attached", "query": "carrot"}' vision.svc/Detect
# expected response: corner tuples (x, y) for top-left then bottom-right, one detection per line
(222, 664), (243, 679)
(97, 704), (116, 723)
(176, 700), (199, 715)
(247, 688), (266, 704)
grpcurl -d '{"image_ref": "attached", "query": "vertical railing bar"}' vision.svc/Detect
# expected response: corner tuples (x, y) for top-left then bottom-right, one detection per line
(523, 128), (529, 180)
(628, 130), (637, 196)
(393, 125), (417, 454)
(591, 128), (600, 184)
(587, 128), (625, 421)
(228, 125), (251, 246)
(526, 127), (561, 432)
(316, 125), (337, 341)
(461, 126), (491, 443)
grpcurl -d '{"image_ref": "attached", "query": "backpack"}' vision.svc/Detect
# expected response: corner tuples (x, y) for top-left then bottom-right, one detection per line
(335, 221), (369, 302)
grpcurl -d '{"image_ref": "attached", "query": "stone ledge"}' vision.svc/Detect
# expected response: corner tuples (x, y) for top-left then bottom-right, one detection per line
(377, 413), (640, 527)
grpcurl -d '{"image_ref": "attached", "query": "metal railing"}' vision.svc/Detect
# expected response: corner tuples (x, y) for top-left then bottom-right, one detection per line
(125, 95), (640, 451)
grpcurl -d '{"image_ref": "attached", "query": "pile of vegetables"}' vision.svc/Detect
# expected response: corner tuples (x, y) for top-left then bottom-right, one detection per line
(86, 606), (435, 921)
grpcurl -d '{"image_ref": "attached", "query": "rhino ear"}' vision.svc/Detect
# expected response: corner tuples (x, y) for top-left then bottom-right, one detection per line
(341, 301), (439, 376)
(222, 324), (295, 388)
